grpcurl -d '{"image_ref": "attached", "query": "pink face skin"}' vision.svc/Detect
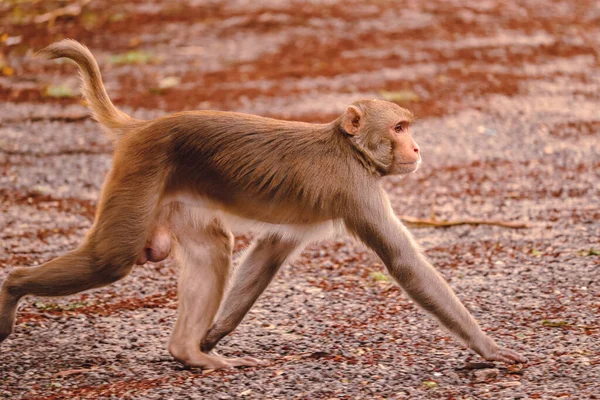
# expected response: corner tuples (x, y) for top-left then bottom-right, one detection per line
(386, 118), (421, 175)
(341, 101), (421, 177)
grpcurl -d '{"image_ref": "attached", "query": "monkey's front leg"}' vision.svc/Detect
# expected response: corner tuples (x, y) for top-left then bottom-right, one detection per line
(346, 196), (527, 364)
(168, 221), (262, 369)
(201, 234), (300, 352)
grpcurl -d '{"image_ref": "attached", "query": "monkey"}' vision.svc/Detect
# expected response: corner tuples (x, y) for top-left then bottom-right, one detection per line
(0, 40), (527, 369)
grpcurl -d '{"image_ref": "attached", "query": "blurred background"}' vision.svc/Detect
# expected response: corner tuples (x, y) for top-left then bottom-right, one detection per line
(0, 1), (599, 399)
(2, 0), (598, 121)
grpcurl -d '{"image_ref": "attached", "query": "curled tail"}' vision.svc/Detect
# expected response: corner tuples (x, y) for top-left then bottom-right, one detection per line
(37, 39), (139, 140)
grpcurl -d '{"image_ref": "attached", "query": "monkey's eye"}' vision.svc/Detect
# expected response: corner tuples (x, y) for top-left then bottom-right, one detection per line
(395, 122), (408, 133)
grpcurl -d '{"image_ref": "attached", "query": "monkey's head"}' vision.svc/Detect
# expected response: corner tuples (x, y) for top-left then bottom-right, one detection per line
(340, 99), (421, 176)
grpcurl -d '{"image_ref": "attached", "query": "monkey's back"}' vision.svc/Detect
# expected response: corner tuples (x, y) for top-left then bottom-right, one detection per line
(141, 111), (365, 224)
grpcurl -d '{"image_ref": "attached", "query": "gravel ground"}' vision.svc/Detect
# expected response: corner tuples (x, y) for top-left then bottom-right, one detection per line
(1, 1), (599, 399)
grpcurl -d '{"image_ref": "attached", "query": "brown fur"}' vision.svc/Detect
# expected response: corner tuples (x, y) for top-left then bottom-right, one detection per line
(0, 40), (526, 368)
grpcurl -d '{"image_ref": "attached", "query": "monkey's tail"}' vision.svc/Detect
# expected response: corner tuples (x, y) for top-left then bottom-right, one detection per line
(37, 39), (139, 141)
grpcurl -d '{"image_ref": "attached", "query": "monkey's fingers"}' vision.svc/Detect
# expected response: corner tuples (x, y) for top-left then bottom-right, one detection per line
(485, 347), (528, 364)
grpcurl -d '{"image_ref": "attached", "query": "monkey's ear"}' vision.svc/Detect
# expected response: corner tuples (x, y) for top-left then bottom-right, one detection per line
(341, 106), (363, 135)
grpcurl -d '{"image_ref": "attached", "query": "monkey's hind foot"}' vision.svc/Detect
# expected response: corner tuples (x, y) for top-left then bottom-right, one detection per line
(222, 355), (265, 368)
(0, 290), (19, 344)
(169, 344), (264, 370)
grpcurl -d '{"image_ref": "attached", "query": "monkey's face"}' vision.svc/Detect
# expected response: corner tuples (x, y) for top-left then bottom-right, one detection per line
(341, 100), (421, 176)
(386, 117), (421, 175)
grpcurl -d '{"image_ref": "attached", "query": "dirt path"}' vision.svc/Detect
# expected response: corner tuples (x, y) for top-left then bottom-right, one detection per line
(1, 1), (599, 398)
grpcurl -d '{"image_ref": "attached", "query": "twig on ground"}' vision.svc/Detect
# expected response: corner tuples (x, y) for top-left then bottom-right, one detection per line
(0, 114), (90, 126)
(34, 0), (93, 24)
(53, 366), (99, 378)
(400, 215), (530, 229)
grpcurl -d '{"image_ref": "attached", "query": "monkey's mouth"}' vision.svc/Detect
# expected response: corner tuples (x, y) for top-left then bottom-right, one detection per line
(399, 159), (421, 173)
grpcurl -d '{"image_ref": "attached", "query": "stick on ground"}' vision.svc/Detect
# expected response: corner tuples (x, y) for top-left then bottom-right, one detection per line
(399, 215), (530, 229)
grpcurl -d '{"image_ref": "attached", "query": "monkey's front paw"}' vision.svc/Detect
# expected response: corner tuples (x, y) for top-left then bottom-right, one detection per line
(482, 346), (528, 364)
(471, 337), (527, 364)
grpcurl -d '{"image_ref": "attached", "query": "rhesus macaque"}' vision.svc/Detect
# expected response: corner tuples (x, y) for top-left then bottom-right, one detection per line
(0, 40), (527, 369)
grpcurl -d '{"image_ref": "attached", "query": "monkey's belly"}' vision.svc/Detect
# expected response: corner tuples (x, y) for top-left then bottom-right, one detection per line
(160, 193), (343, 241)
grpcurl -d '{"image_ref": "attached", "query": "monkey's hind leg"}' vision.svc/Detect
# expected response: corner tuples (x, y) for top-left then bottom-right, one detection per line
(0, 246), (110, 342)
(168, 218), (262, 369)
(0, 164), (163, 344)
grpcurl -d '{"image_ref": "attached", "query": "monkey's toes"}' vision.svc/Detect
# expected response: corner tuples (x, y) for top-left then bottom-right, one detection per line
(0, 298), (17, 344)
(0, 319), (14, 344)
(486, 347), (528, 364)
(226, 356), (265, 368)
(0, 330), (10, 344)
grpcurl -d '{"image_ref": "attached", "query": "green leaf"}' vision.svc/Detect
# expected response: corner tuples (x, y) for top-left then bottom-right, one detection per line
(542, 319), (569, 327)
(63, 302), (86, 311)
(109, 13), (126, 22)
(423, 381), (438, 388)
(369, 271), (391, 282)
(34, 301), (47, 309)
(45, 85), (75, 98)
(109, 50), (154, 65)
(578, 248), (600, 256)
